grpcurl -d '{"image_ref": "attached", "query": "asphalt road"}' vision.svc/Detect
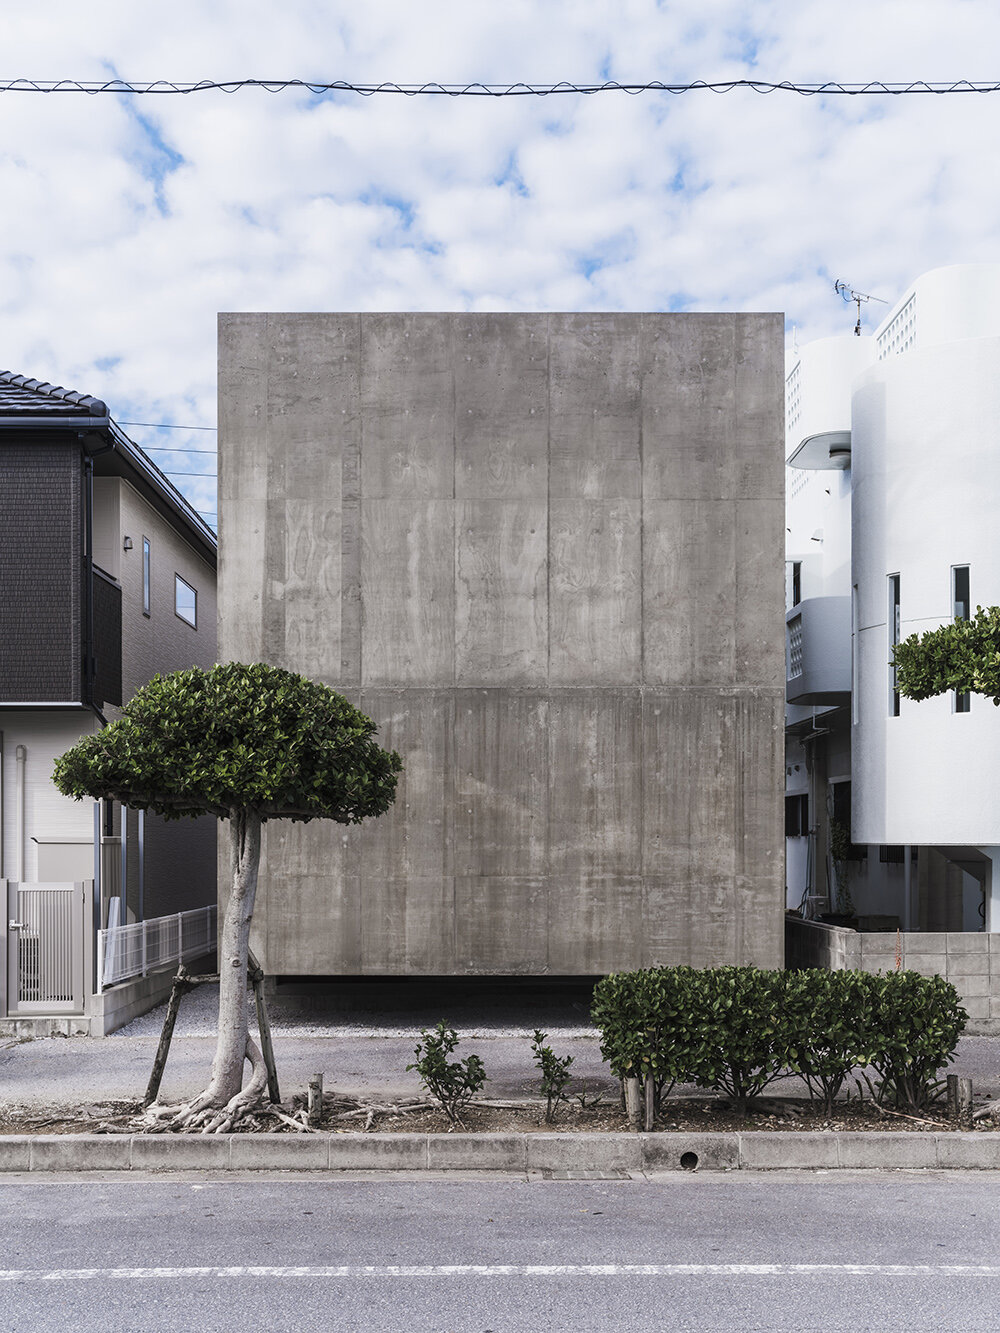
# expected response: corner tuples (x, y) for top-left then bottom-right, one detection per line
(2, 1172), (1000, 1331)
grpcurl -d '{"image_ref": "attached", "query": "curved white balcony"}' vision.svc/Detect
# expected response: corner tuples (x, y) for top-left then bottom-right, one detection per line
(786, 596), (851, 705)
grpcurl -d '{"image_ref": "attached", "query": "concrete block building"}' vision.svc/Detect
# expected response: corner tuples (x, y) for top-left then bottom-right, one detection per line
(218, 312), (785, 980)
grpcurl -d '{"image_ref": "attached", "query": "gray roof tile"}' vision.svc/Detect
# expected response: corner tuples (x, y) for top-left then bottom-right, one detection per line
(0, 370), (107, 416)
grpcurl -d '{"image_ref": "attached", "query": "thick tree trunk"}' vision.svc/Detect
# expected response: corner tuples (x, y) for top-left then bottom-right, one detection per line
(147, 808), (266, 1132)
(206, 807), (262, 1102)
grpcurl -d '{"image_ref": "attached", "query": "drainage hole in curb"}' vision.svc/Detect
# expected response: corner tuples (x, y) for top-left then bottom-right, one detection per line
(679, 1152), (699, 1171)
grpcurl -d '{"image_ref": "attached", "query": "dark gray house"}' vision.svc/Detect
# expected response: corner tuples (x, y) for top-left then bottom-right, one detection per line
(0, 371), (218, 1033)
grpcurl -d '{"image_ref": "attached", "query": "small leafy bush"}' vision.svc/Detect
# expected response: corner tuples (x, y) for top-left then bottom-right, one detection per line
(531, 1030), (574, 1123)
(784, 969), (876, 1115)
(590, 965), (703, 1099)
(406, 1022), (486, 1123)
(685, 967), (790, 1112)
(865, 970), (967, 1112)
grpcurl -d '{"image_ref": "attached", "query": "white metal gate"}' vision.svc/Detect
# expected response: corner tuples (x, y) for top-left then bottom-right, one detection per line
(6, 881), (85, 1014)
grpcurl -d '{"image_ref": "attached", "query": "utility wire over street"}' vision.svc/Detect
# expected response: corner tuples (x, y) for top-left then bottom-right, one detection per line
(1, 77), (1000, 97)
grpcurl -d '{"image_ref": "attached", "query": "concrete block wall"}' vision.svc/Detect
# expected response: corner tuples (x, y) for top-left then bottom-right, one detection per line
(785, 916), (862, 972)
(218, 312), (785, 978)
(786, 918), (1000, 1035)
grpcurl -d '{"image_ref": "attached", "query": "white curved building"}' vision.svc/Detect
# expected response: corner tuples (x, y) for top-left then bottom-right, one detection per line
(852, 267), (1000, 857)
(786, 267), (1000, 1014)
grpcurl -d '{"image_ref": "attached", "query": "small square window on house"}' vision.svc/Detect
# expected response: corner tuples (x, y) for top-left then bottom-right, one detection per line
(175, 574), (197, 628)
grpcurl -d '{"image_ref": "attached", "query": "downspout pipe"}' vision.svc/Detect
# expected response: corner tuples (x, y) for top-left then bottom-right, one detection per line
(81, 434), (113, 985)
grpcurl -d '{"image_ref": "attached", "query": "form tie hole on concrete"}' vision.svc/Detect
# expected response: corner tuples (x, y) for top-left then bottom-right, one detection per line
(680, 1151), (699, 1171)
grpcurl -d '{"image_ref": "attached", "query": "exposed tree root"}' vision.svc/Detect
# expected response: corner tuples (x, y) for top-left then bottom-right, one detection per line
(973, 1098), (1000, 1122)
(261, 1105), (321, 1133)
(139, 1034), (269, 1134)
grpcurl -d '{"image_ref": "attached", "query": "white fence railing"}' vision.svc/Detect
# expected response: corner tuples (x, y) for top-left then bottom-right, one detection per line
(98, 905), (217, 990)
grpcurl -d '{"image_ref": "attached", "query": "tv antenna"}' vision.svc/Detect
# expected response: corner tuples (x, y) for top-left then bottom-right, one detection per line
(834, 279), (888, 336)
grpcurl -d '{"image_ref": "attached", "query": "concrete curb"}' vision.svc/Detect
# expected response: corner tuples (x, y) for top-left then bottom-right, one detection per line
(4, 1131), (1000, 1173)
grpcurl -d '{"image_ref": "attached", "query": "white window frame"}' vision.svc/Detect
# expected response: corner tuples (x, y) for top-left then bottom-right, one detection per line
(142, 536), (151, 616)
(851, 584), (859, 726)
(952, 564), (970, 713)
(174, 574), (197, 629)
(888, 573), (900, 717)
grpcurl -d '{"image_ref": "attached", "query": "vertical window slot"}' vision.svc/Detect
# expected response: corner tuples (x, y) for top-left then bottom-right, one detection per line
(889, 574), (900, 717)
(953, 565), (970, 713)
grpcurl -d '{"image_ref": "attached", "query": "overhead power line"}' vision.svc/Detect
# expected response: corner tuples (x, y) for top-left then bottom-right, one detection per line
(118, 420), (216, 430)
(2, 78), (1000, 98)
(135, 445), (217, 454)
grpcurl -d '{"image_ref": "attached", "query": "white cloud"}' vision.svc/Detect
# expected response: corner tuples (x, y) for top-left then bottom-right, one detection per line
(2, 0), (1000, 524)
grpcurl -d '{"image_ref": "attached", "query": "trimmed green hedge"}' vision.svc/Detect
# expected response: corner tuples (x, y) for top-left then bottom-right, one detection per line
(591, 965), (967, 1114)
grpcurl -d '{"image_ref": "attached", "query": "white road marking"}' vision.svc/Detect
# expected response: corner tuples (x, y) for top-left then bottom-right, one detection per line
(0, 1264), (999, 1282)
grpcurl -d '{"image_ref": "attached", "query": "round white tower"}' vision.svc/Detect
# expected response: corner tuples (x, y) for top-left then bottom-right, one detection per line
(852, 264), (1000, 847)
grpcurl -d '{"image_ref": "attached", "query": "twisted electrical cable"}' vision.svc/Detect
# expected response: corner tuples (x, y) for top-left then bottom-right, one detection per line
(0, 77), (998, 97)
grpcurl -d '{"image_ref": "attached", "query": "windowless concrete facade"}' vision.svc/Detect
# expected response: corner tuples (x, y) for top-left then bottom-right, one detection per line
(218, 312), (785, 976)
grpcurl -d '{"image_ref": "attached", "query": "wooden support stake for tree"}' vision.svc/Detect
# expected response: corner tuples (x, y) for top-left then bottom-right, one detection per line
(624, 1076), (641, 1131)
(308, 1073), (324, 1127)
(948, 1074), (974, 1130)
(253, 980), (281, 1105)
(248, 949), (280, 1105)
(947, 1073), (959, 1122)
(643, 1073), (655, 1132)
(144, 951), (282, 1112)
(144, 965), (190, 1108)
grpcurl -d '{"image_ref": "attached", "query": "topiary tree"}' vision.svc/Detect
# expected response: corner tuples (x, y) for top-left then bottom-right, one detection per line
(53, 662), (401, 1132)
(894, 605), (1000, 706)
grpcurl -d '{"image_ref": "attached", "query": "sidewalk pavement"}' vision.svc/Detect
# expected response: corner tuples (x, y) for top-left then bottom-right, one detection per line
(0, 984), (997, 1111)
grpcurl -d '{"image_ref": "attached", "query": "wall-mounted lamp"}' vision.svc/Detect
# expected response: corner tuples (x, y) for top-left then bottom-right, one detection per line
(123, 536), (133, 552)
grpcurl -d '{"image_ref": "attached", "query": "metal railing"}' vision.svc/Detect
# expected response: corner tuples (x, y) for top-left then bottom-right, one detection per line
(98, 905), (217, 990)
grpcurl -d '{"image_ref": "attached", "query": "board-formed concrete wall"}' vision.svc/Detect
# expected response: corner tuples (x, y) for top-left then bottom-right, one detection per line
(218, 312), (785, 976)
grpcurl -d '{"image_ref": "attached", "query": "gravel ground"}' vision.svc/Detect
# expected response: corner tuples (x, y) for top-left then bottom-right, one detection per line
(112, 981), (599, 1041)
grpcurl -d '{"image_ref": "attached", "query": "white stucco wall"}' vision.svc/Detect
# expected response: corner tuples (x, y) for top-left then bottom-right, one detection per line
(852, 295), (1000, 845)
(785, 266), (1000, 921)
(0, 711), (99, 883)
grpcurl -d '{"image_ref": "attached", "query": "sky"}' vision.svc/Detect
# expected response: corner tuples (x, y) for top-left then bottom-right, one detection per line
(3, 0), (999, 529)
